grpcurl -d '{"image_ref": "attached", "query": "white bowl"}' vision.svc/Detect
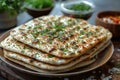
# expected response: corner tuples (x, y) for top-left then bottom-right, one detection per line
(61, 0), (95, 20)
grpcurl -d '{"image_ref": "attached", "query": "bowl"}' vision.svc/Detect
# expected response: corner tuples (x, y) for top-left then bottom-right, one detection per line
(95, 11), (120, 38)
(61, 0), (95, 20)
(26, 7), (54, 18)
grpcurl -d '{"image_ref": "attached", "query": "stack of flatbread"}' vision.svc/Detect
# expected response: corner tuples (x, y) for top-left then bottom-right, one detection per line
(0, 16), (112, 73)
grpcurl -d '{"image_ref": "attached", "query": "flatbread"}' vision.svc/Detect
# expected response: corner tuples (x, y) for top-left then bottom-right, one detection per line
(0, 33), (111, 65)
(5, 53), (96, 73)
(3, 49), (89, 71)
(89, 41), (111, 57)
(0, 15), (112, 73)
(1, 33), (110, 66)
(10, 15), (112, 58)
(3, 40), (110, 71)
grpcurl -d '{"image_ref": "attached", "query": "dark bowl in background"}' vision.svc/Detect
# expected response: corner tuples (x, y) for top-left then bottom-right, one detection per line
(95, 11), (120, 38)
(26, 7), (54, 18)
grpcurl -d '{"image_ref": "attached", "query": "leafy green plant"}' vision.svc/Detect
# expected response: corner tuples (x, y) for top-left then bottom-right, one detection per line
(0, 0), (24, 15)
(24, 0), (54, 9)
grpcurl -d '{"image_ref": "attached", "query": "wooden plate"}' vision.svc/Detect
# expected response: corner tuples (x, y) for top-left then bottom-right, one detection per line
(0, 30), (114, 77)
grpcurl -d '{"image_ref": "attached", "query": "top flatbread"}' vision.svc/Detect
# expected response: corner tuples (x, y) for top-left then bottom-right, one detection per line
(10, 15), (112, 58)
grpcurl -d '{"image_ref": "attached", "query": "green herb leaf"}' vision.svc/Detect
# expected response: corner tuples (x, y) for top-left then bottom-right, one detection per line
(63, 49), (68, 54)
(35, 52), (39, 57)
(48, 54), (54, 58)
(60, 48), (68, 54)
(21, 50), (25, 53)
(80, 30), (85, 35)
(86, 31), (93, 37)
(52, 25), (65, 32)
(40, 29), (50, 35)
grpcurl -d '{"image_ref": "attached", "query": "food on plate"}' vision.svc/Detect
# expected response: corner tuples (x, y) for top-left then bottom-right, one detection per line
(10, 16), (111, 58)
(1, 36), (110, 71)
(4, 50), (96, 73)
(0, 15), (112, 73)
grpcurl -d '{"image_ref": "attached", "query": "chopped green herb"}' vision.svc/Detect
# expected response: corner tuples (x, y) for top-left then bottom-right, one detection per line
(23, 46), (26, 49)
(28, 26), (32, 29)
(48, 31), (56, 36)
(86, 31), (93, 37)
(49, 41), (52, 44)
(60, 48), (68, 54)
(68, 19), (73, 22)
(24, 35), (28, 39)
(35, 52), (39, 57)
(21, 50), (25, 53)
(52, 24), (65, 32)
(58, 31), (64, 39)
(38, 41), (41, 47)
(31, 29), (39, 38)
(48, 21), (53, 25)
(71, 46), (75, 49)
(60, 47), (64, 51)
(80, 30), (85, 35)
(21, 32), (26, 35)
(25, 46), (30, 49)
(65, 43), (69, 47)
(40, 29), (50, 35)
(37, 26), (43, 28)
(63, 49), (68, 53)
(77, 26), (81, 30)
(12, 45), (15, 47)
(48, 54), (54, 58)
(8, 44), (11, 46)
(31, 32), (38, 38)
(16, 44), (19, 47)
(34, 30), (39, 34)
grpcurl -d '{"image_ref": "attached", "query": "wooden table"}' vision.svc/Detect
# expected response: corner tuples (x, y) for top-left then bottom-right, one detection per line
(0, 0), (120, 80)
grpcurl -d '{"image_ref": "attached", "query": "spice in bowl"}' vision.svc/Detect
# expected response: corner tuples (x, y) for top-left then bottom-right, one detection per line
(95, 11), (120, 37)
(102, 16), (120, 24)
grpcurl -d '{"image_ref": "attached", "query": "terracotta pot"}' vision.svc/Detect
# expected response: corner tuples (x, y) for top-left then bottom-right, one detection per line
(0, 12), (17, 29)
